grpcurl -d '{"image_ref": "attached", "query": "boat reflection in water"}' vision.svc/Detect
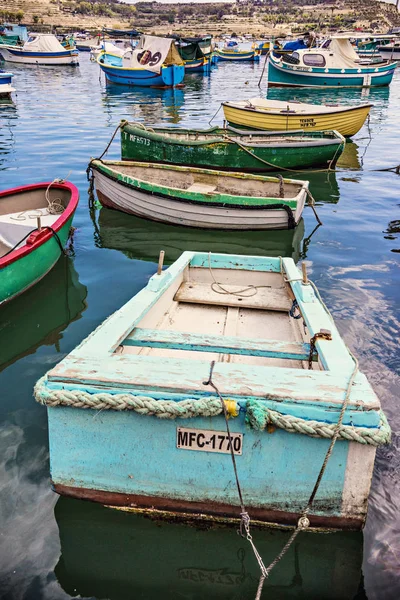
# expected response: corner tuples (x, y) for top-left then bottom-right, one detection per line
(54, 497), (364, 600)
(0, 256), (87, 371)
(336, 140), (361, 170)
(102, 84), (185, 124)
(94, 207), (305, 263)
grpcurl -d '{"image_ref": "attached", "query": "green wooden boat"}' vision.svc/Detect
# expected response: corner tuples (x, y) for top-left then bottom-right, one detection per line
(0, 181), (79, 305)
(120, 121), (345, 172)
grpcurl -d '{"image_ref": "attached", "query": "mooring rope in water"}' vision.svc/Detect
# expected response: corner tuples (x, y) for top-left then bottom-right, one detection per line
(203, 361), (268, 598)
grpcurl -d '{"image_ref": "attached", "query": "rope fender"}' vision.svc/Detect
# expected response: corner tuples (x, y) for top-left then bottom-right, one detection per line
(34, 378), (390, 445)
(246, 399), (391, 447)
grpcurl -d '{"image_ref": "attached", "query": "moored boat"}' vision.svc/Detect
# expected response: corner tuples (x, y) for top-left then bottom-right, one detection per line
(89, 159), (308, 230)
(0, 69), (14, 98)
(34, 251), (390, 530)
(0, 33), (79, 65)
(222, 97), (372, 137)
(267, 36), (396, 88)
(215, 47), (260, 61)
(377, 43), (400, 60)
(120, 122), (345, 171)
(0, 181), (79, 304)
(97, 34), (184, 88)
(175, 36), (212, 74)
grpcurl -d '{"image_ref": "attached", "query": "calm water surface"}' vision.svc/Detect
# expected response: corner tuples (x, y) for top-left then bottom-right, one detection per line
(0, 56), (399, 600)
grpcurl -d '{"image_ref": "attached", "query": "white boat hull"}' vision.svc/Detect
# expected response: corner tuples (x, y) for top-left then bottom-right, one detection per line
(0, 46), (79, 65)
(93, 170), (306, 230)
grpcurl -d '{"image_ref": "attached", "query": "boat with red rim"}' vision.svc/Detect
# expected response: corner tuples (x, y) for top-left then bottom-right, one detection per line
(0, 181), (79, 305)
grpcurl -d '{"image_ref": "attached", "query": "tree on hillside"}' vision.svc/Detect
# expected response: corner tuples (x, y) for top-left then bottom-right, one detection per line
(16, 10), (24, 23)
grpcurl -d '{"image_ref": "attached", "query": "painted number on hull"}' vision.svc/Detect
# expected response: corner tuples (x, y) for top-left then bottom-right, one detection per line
(177, 427), (243, 455)
(128, 134), (150, 145)
(299, 118), (316, 128)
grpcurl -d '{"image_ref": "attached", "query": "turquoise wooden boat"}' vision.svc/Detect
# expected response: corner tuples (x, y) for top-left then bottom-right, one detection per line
(0, 181), (79, 305)
(55, 497), (364, 599)
(268, 36), (396, 88)
(120, 122), (345, 172)
(35, 252), (390, 530)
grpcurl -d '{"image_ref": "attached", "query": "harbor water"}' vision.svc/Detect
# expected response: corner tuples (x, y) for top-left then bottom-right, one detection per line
(0, 55), (399, 599)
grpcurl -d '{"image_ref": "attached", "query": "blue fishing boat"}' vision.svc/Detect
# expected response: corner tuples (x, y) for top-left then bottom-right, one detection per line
(0, 69), (14, 98)
(35, 252), (390, 530)
(97, 34), (184, 88)
(268, 35), (396, 88)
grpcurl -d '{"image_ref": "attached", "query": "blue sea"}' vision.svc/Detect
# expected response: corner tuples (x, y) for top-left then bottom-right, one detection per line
(0, 54), (399, 599)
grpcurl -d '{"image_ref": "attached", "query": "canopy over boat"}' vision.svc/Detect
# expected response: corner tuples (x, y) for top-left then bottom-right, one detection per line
(128, 35), (183, 73)
(21, 33), (67, 54)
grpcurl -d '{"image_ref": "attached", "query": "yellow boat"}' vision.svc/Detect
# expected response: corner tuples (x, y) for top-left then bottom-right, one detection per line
(222, 98), (372, 137)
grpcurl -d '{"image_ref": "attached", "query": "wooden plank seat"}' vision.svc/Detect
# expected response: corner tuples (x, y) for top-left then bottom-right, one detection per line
(174, 282), (292, 311)
(122, 327), (315, 361)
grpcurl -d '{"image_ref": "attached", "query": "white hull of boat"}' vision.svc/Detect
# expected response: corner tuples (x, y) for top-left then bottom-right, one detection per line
(378, 47), (400, 61)
(93, 170), (306, 230)
(0, 46), (79, 65)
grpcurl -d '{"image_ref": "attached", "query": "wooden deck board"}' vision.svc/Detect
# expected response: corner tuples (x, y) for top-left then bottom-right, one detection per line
(174, 282), (292, 311)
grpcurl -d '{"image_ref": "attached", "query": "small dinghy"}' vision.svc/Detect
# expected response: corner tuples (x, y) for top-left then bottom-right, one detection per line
(35, 252), (390, 529)
(120, 122), (345, 172)
(89, 160), (308, 230)
(0, 181), (79, 304)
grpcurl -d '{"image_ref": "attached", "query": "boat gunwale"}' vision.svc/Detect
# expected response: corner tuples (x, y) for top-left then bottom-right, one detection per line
(0, 181), (79, 268)
(121, 123), (345, 148)
(221, 100), (374, 118)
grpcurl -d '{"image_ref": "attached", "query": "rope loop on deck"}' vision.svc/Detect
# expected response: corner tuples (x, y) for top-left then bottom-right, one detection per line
(245, 400), (391, 447)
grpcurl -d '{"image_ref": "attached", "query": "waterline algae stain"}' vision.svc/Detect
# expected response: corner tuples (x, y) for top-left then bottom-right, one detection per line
(0, 52), (399, 599)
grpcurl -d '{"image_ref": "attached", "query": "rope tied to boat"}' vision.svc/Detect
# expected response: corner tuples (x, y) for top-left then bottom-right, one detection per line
(203, 360), (268, 596)
(246, 402), (391, 447)
(33, 375), (391, 446)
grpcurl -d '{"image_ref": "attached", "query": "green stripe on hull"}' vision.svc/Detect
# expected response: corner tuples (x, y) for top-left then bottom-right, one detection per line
(121, 125), (344, 172)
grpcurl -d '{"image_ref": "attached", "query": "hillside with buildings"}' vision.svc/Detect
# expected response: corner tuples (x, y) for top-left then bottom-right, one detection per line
(1, 0), (399, 36)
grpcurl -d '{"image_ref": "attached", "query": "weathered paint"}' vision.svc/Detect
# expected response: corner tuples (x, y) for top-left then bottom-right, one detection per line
(38, 252), (384, 528)
(48, 406), (353, 522)
(123, 327), (316, 361)
(120, 123), (345, 172)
